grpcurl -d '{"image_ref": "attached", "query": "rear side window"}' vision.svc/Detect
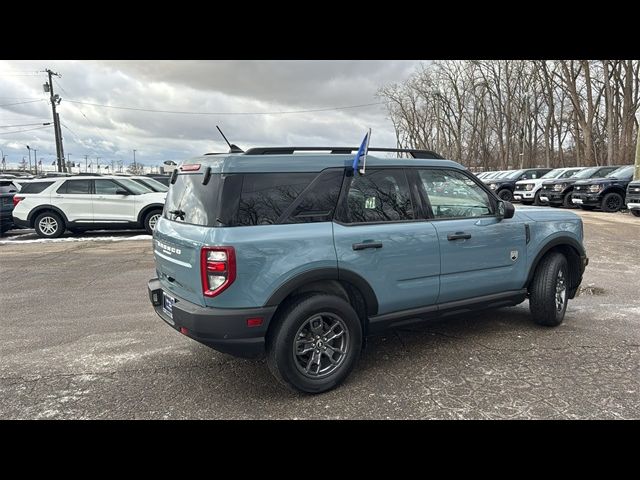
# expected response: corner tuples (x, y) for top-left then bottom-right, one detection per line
(57, 180), (91, 194)
(235, 173), (316, 226)
(17, 181), (54, 194)
(163, 172), (222, 226)
(343, 169), (414, 223)
(0, 181), (19, 193)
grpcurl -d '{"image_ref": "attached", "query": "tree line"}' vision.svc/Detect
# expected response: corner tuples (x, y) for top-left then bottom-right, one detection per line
(378, 60), (640, 171)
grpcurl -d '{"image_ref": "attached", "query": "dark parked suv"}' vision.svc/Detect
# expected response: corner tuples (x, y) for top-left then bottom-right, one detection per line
(571, 165), (635, 212)
(626, 179), (640, 217)
(540, 165), (621, 208)
(148, 147), (587, 393)
(484, 168), (553, 201)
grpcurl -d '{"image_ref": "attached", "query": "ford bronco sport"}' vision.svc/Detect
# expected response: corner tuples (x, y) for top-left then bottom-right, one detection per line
(148, 147), (588, 394)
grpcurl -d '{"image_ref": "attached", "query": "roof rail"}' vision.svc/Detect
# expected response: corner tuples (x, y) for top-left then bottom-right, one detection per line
(242, 147), (444, 159)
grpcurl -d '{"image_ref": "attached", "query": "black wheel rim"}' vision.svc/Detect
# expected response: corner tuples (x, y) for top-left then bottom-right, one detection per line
(293, 313), (349, 379)
(606, 195), (621, 210)
(555, 269), (567, 313)
(500, 191), (512, 201)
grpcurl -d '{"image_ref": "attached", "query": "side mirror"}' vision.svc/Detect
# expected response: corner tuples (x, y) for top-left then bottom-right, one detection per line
(497, 200), (515, 220)
(115, 189), (129, 195)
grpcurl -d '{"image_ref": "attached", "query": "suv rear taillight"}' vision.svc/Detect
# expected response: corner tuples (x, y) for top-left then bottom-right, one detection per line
(13, 196), (24, 207)
(201, 246), (236, 297)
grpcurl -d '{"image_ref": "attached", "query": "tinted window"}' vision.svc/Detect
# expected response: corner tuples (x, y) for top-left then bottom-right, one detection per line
(285, 169), (343, 223)
(418, 169), (493, 218)
(18, 181), (54, 194)
(163, 172), (222, 226)
(0, 181), (19, 193)
(236, 173), (316, 226)
(95, 179), (122, 195)
(345, 169), (414, 223)
(57, 180), (90, 194)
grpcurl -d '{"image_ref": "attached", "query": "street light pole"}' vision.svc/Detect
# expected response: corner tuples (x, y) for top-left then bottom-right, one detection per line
(26, 145), (32, 173)
(133, 149), (137, 173)
(34, 149), (38, 175)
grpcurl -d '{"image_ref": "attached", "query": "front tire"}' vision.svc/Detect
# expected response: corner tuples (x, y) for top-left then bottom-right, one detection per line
(498, 189), (513, 202)
(34, 211), (64, 239)
(267, 294), (362, 394)
(144, 209), (162, 234)
(631, 210), (640, 218)
(601, 192), (623, 212)
(562, 192), (574, 208)
(529, 252), (569, 327)
(533, 191), (543, 206)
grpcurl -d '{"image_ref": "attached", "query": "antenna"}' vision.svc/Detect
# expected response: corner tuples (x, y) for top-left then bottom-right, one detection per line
(216, 126), (244, 153)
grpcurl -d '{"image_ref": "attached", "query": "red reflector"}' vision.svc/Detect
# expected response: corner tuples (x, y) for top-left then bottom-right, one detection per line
(13, 196), (24, 207)
(246, 317), (263, 327)
(179, 327), (189, 335)
(180, 164), (201, 171)
(206, 261), (226, 272)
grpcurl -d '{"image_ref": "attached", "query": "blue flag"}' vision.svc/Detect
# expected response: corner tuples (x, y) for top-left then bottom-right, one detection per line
(351, 129), (371, 175)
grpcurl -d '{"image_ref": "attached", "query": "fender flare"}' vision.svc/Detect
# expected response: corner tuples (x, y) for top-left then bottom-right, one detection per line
(27, 205), (70, 227)
(265, 267), (379, 316)
(525, 236), (586, 287)
(137, 203), (165, 225)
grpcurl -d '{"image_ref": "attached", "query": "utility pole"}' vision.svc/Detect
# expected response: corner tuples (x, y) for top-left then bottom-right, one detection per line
(26, 145), (32, 173)
(67, 153), (72, 172)
(44, 69), (64, 173)
(34, 149), (38, 175)
(84, 155), (88, 173)
(133, 149), (137, 173)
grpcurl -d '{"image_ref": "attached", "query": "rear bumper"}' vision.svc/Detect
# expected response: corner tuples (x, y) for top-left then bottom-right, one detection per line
(148, 278), (277, 359)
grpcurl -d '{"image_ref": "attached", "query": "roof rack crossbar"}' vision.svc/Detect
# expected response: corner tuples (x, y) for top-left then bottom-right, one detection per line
(243, 147), (444, 159)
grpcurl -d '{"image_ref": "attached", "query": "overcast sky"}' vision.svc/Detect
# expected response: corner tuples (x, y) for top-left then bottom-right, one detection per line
(0, 60), (421, 167)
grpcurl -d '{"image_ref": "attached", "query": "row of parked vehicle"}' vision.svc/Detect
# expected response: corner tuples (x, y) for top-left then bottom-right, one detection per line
(0, 173), (170, 237)
(476, 165), (639, 216)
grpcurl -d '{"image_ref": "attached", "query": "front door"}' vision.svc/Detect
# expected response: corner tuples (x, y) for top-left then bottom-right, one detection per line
(415, 168), (527, 304)
(333, 168), (440, 316)
(92, 179), (136, 223)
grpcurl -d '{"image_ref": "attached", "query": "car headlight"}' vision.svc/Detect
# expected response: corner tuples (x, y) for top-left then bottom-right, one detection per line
(588, 184), (603, 193)
(488, 183), (498, 190)
(525, 184), (534, 191)
(553, 183), (565, 192)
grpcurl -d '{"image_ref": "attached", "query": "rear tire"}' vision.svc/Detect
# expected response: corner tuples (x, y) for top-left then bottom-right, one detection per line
(498, 189), (513, 202)
(266, 294), (362, 394)
(601, 192), (623, 212)
(580, 205), (596, 211)
(144, 209), (162, 234)
(34, 211), (64, 239)
(529, 252), (569, 327)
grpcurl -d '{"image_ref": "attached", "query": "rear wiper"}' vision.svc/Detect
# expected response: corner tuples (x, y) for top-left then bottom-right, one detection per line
(169, 209), (186, 220)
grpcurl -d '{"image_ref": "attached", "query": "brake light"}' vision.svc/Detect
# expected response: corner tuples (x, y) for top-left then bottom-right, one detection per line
(201, 246), (236, 297)
(13, 196), (24, 207)
(180, 164), (201, 171)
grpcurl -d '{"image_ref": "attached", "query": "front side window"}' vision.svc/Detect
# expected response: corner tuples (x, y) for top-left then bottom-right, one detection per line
(418, 169), (493, 218)
(57, 180), (90, 194)
(94, 179), (122, 195)
(344, 169), (414, 223)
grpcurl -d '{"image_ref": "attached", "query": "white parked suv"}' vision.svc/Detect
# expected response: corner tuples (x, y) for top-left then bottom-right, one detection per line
(513, 167), (584, 205)
(12, 175), (166, 238)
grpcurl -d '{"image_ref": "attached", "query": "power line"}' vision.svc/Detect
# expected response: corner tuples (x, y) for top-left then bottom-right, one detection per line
(0, 122), (52, 128)
(0, 99), (45, 107)
(0, 125), (52, 135)
(63, 99), (386, 115)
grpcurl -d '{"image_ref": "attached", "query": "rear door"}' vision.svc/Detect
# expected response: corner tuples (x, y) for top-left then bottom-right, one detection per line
(416, 168), (527, 304)
(333, 168), (440, 316)
(53, 179), (93, 222)
(92, 179), (136, 223)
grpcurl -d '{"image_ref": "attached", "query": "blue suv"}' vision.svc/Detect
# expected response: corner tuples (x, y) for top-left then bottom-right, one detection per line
(148, 147), (588, 393)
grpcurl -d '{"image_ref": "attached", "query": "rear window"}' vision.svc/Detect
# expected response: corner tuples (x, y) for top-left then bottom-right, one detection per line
(163, 172), (222, 226)
(17, 181), (54, 194)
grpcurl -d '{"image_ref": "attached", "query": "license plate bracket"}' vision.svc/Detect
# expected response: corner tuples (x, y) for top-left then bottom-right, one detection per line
(163, 292), (175, 319)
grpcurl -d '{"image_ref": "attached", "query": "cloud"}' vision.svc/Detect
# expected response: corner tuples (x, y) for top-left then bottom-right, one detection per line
(0, 60), (421, 166)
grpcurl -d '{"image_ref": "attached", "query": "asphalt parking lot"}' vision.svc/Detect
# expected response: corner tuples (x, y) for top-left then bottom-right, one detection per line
(1, 209), (639, 419)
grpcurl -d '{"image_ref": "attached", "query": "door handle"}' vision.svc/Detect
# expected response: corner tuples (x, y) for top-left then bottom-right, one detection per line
(447, 232), (472, 241)
(352, 242), (383, 251)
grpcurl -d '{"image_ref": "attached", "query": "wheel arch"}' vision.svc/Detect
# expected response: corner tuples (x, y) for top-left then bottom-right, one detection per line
(27, 205), (69, 228)
(525, 237), (586, 299)
(137, 203), (164, 226)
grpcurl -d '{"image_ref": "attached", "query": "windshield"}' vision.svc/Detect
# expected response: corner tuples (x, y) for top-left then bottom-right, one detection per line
(503, 170), (524, 180)
(135, 177), (168, 192)
(573, 167), (598, 179)
(559, 169), (581, 179)
(117, 177), (154, 194)
(606, 165), (634, 178)
(541, 169), (564, 179)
